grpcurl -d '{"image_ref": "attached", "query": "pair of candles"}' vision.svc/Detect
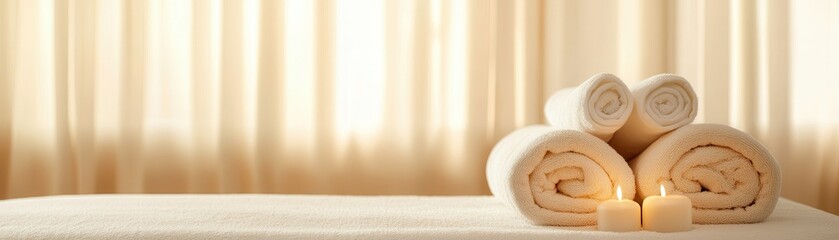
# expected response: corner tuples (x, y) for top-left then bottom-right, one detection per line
(597, 185), (692, 232)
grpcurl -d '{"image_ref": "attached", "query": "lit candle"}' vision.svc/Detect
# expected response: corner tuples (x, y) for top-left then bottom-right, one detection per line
(642, 184), (692, 232)
(597, 186), (641, 232)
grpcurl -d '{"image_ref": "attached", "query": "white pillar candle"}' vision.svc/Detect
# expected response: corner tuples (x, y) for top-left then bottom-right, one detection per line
(597, 186), (641, 232)
(642, 184), (692, 232)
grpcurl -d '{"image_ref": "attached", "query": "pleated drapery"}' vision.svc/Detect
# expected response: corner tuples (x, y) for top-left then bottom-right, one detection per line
(1, 0), (839, 214)
(0, 0), (544, 197)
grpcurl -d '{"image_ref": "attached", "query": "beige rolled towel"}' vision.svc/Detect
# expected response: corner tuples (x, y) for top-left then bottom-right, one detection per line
(632, 124), (781, 224)
(609, 74), (697, 160)
(486, 126), (636, 226)
(544, 73), (633, 142)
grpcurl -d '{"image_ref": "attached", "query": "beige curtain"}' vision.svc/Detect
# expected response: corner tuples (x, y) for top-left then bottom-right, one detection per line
(545, 0), (839, 214)
(1, 0), (838, 214)
(0, 0), (542, 197)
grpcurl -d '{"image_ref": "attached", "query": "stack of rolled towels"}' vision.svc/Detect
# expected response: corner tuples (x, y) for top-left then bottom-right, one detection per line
(486, 73), (781, 226)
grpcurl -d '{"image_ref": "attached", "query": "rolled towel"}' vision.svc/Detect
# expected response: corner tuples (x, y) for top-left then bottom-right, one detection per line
(486, 126), (636, 226)
(631, 124), (781, 224)
(543, 73), (633, 142)
(609, 73), (698, 160)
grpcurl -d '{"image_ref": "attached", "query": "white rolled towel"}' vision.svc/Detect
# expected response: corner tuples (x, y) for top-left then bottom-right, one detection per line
(632, 124), (781, 224)
(486, 126), (636, 226)
(544, 73), (633, 142)
(609, 73), (698, 160)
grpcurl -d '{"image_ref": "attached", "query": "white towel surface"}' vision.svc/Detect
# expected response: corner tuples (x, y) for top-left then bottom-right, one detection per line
(631, 124), (781, 224)
(609, 74), (697, 160)
(544, 73), (633, 142)
(486, 126), (635, 226)
(0, 195), (837, 239)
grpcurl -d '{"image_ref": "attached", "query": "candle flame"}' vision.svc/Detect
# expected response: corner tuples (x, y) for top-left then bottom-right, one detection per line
(617, 185), (623, 200)
(660, 184), (667, 197)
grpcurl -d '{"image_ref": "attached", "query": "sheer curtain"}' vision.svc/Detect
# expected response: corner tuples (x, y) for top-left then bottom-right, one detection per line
(0, 0), (542, 197)
(1, 0), (838, 214)
(545, 0), (839, 214)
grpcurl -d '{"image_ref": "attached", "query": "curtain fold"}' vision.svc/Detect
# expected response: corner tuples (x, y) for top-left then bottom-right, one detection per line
(0, 0), (14, 199)
(1, 0), (838, 214)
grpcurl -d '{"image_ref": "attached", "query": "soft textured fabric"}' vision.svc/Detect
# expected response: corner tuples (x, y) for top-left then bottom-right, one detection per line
(0, 195), (837, 240)
(631, 124), (781, 224)
(609, 74), (698, 160)
(543, 73), (633, 142)
(486, 126), (635, 226)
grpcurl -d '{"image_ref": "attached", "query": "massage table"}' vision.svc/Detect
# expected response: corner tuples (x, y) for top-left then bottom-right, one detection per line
(1, 195), (837, 239)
